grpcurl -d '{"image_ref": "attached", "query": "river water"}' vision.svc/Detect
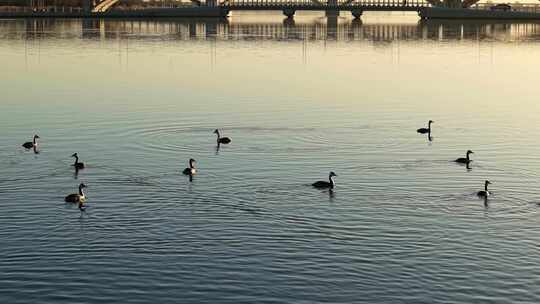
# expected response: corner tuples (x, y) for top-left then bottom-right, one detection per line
(0, 12), (539, 303)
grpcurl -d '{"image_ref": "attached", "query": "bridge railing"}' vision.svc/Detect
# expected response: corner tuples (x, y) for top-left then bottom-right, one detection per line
(222, 0), (430, 6)
(346, 0), (429, 7)
(0, 6), (84, 13)
(223, 0), (321, 6)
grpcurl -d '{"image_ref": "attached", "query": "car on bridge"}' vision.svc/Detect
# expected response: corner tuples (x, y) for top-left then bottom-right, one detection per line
(490, 3), (512, 11)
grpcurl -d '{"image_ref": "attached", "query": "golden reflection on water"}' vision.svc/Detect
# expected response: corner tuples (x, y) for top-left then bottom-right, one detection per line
(1, 12), (540, 121)
(1, 11), (540, 42)
(1, 14), (540, 304)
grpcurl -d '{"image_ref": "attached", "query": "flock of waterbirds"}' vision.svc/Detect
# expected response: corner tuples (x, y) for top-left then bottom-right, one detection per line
(415, 120), (491, 199)
(21, 122), (493, 213)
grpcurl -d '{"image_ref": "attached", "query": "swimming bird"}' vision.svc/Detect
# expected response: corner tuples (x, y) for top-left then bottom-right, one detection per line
(65, 183), (87, 203)
(22, 135), (40, 149)
(417, 120), (433, 134)
(182, 158), (196, 175)
(71, 153), (85, 169)
(455, 150), (474, 164)
(477, 180), (491, 198)
(214, 129), (231, 144)
(312, 172), (337, 189)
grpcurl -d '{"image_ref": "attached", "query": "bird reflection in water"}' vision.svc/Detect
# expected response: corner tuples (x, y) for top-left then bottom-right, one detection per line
(328, 189), (335, 202)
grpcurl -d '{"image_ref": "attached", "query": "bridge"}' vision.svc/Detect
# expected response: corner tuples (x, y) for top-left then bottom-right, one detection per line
(92, 0), (120, 13)
(221, 0), (431, 17)
(82, 0), (481, 15)
(25, 0), (120, 12)
(19, 0), (540, 20)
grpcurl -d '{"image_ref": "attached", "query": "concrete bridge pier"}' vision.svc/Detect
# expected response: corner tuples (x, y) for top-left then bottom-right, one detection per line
(28, 0), (46, 9)
(325, 10), (340, 17)
(82, 0), (92, 13)
(283, 8), (296, 18)
(189, 22), (197, 38)
(325, 0), (340, 17)
(326, 15), (338, 39)
(351, 9), (363, 19)
(205, 21), (218, 36)
(283, 17), (296, 27)
(351, 17), (363, 27)
(283, 17), (297, 39)
(82, 19), (101, 39)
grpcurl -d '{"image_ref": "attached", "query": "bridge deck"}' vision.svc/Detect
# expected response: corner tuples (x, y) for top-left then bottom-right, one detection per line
(221, 0), (429, 11)
(223, 5), (423, 11)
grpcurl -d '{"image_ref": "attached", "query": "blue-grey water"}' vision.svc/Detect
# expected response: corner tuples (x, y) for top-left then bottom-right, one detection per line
(1, 12), (540, 303)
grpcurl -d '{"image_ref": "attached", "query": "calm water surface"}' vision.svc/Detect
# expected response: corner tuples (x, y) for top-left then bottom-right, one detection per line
(1, 12), (540, 303)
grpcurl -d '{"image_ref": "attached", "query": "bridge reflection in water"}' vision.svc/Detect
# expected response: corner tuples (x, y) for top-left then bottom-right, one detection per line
(2, 14), (540, 42)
